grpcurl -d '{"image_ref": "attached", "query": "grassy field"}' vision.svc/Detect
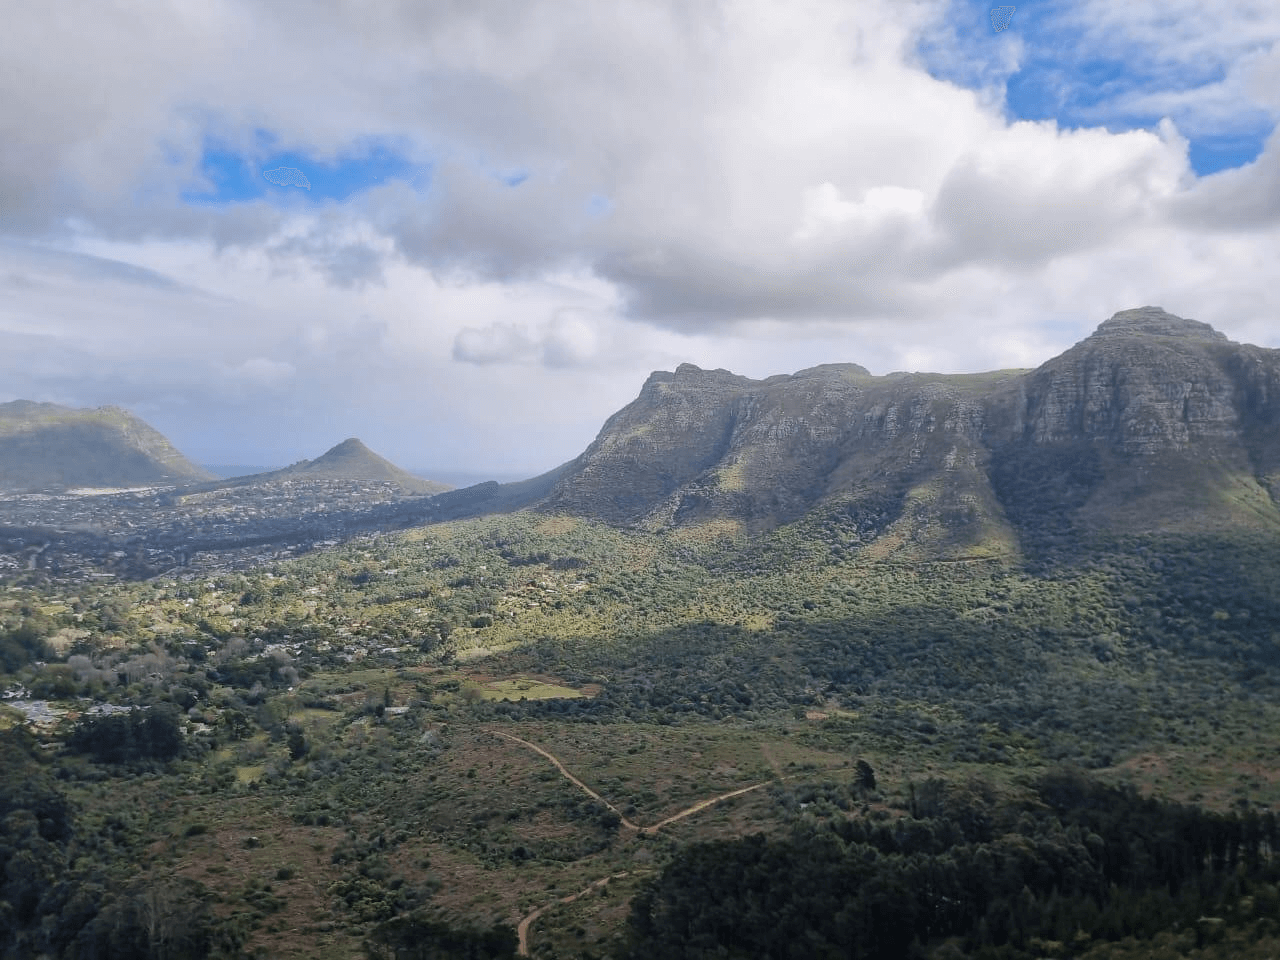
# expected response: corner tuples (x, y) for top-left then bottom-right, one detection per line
(472, 677), (587, 702)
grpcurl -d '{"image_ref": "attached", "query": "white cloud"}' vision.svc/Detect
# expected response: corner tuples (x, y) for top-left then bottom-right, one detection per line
(0, 0), (1277, 473)
(793, 184), (927, 242)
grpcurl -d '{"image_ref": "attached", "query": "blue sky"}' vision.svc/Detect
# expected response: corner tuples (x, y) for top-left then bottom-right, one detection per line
(916, 0), (1274, 175)
(182, 132), (430, 206)
(1, 0), (1278, 476)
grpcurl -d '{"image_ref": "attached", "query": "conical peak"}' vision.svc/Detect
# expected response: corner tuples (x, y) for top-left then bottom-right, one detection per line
(325, 438), (371, 455)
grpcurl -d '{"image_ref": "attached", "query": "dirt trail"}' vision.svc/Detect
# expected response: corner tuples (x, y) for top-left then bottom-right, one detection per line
(495, 729), (806, 956)
(492, 729), (777, 834)
(491, 730), (641, 830)
(640, 780), (771, 833)
(516, 872), (629, 956)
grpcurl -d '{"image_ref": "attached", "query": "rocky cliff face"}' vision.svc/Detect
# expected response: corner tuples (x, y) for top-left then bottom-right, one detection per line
(543, 364), (755, 524)
(539, 307), (1280, 547)
(985, 307), (1280, 536)
(541, 358), (1024, 551)
(1000, 307), (1241, 453)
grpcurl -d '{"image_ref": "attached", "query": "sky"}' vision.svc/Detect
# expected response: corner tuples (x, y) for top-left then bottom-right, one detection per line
(2, 0), (1278, 480)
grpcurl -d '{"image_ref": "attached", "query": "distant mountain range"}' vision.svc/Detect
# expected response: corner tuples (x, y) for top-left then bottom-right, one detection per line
(517, 306), (1280, 553)
(0, 401), (215, 490)
(6, 307), (1278, 558)
(0, 404), (449, 496)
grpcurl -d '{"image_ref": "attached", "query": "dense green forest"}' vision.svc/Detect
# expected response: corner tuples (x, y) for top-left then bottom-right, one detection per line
(625, 771), (1280, 959)
(3, 511), (1280, 957)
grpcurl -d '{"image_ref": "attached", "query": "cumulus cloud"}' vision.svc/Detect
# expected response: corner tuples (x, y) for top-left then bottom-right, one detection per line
(4, 0), (1277, 322)
(1170, 126), (1280, 230)
(1, 0), (1278, 473)
(452, 310), (607, 368)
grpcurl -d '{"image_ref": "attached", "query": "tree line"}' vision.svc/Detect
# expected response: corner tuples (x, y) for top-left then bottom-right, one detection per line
(622, 769), (1280, 959)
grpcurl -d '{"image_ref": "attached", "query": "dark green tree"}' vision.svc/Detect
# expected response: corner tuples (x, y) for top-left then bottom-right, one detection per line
(855, 758), (877, 792)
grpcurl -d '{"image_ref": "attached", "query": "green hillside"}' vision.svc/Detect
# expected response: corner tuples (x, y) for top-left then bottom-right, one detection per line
(4, 508), (1280, 958)
(2, 308), (1280, 959)
(263, 437), (450, 494)
(0, 400), (214, 490)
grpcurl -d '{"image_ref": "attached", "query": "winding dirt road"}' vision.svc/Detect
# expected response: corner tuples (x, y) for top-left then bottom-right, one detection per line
(516, 872), (629, 956)
(494, 728), (786, 955)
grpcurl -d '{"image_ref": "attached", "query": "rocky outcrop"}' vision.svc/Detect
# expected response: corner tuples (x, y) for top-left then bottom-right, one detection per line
(985, 307), (1280, 535)
(542, 360), (1022, 551)
(1001, 307), (1242, 454)
(538, 307), (1280, 544)
(542, 364), (756, 524)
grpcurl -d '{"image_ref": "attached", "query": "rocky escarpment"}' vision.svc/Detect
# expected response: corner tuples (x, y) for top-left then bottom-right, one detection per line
(1223, 344), (1280, 503)
(999, 307), (1240, 454)
(537, 307), (1280, 545)
(542, 364), (757, 524)
(986, 307), (1280, 535)
(0, 401), (214, 491)
(541, 360), (1025, 551)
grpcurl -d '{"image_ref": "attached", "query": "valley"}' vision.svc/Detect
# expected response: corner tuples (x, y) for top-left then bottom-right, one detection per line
(4, 509), (1280, 958)
(3, 309), (1280, 959)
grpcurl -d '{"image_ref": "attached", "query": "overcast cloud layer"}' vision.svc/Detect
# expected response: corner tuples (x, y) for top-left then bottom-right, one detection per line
(2, 0), (1278, 476)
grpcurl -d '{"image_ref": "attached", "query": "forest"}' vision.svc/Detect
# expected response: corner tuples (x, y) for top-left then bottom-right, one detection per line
(626, 771), (1280, 959)
(2, 509), (1280, 957)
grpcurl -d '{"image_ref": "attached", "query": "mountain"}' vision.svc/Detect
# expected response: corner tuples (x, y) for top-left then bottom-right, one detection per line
(264, 438), (451, 495)
(986, 306), (1280, 541)
(0, 401), (214, 491)
(534, 307), (1280, 553)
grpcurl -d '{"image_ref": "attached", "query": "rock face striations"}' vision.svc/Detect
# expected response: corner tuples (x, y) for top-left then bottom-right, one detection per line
(1000, 307), (1238, 453)
(0, 401), (214, 491)
(538, 307), (1280, 549)
(987, 307), (1280, 537)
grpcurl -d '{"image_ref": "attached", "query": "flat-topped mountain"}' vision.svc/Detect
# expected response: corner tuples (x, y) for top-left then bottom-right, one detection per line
(253, 438), (450, 495)
(535, 307), (1280, 551)
(0, 401), (214, 491)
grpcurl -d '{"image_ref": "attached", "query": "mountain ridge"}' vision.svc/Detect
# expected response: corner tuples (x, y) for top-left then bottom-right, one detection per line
(531, 307), (1280, 553)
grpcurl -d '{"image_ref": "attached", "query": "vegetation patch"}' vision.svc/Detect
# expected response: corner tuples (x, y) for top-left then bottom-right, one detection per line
(472, 675), (588, 701)
(3, 513), (1280, 957)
